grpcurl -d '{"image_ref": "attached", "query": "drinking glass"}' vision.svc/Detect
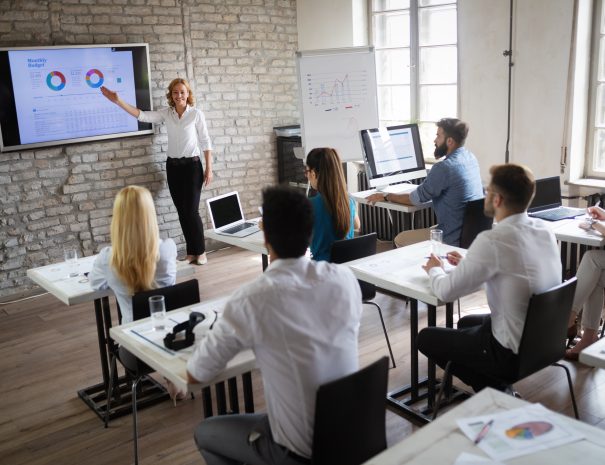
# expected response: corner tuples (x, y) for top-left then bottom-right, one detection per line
(429, 229), (443, 256)
(64, 248), (79, 278)
(149, 295), (166, 331)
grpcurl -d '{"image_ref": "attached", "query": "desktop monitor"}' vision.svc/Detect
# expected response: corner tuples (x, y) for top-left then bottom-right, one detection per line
(360, 124), (426, 190)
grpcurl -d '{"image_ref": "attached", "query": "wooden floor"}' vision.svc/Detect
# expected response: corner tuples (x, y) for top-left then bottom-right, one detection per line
(1, 245), (605, 465)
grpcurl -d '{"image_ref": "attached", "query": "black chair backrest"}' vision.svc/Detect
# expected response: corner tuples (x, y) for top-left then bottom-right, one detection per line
(459, 198), (493, 249)
(131, 279), (200, 321)
(516, 278), (577, 379)
(331, 233), (377, 301)
(312, 356), (389, 465)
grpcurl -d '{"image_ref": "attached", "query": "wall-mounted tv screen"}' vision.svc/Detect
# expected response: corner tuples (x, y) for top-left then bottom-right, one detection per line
(0, 43), (153, 152)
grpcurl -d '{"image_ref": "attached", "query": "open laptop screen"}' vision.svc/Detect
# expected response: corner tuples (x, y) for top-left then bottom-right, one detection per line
(528, 176), (562, 213)
(208, 193), (243, 229)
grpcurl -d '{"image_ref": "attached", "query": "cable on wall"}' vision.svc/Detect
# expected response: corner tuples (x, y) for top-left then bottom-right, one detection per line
(503, 0), (514, 164)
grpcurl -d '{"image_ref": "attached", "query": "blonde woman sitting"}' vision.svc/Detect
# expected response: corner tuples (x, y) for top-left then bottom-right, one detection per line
(90, 185), (177, 323)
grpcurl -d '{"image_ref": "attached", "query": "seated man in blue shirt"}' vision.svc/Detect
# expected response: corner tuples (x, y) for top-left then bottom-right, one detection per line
(187, 186), (363, 465)
(367, 118), (483, 246)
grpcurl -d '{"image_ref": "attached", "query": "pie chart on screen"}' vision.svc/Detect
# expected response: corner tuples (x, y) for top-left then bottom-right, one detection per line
(46, 71), (66, 91)
(85, 68), (104, 88)
(505, 421), (553, 440)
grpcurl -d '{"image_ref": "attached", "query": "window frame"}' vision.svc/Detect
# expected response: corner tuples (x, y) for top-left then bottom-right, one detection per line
(369, 0), (459, 159)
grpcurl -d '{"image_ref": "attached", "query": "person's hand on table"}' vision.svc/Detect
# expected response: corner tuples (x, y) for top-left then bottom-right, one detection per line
(587, 205), (605, 220)
(579, 220), (605, 235)
(445, 250), (463, 266)
(366, 193), (386, 205)
(422, 253), (443, 273)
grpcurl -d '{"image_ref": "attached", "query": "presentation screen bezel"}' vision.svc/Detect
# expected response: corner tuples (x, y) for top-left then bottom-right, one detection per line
(0, 43), (154, 153)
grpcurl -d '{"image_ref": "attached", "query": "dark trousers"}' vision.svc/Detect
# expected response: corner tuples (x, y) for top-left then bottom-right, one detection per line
(166, 157), (205, 255)
(194, 414), (310, 465)
(417, 314), (519, 392)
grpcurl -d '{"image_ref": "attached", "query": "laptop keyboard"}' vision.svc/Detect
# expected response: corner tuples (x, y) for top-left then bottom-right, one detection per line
(531, 207), (585, 221)
(222, 222), (256, 234)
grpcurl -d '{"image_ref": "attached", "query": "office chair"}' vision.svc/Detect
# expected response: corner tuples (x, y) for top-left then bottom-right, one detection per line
(433, 278), (579, 420)
(331, 233), (396, 368)
(105, 279), (200, 465)
(456, 198), (493, 318)
(459, 198), (493, 249)
(311, 357), (389, 465)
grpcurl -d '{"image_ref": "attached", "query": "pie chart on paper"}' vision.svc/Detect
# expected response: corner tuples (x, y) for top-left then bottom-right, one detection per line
(505, 421), (553, 440)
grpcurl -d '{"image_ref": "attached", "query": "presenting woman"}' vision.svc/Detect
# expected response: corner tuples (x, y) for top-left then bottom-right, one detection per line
(100, 78), (212, 265)
(305, 147), (360, 261)
(89, 186), (177, 324)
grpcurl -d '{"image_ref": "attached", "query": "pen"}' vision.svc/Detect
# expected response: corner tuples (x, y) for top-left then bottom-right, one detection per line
(424, 255), (449, 259)
(474, 419), (494, 445)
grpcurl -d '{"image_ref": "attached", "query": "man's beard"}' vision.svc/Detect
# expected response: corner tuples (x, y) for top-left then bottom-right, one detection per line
(434, 142), (448, 159)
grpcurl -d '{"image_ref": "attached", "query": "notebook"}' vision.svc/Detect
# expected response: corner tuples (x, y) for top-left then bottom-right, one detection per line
(528, 176), (585, 221)
(206, 191), (260, 237)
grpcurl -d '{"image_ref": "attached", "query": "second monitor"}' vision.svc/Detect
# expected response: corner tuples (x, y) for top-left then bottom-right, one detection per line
(360, 123), (426, 191)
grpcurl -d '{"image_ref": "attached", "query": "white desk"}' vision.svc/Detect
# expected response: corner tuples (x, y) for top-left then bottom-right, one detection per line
(110, 298), (257, 463)
(345, 240), (466, 424)
(205, 229), (269, 270)
(351, 188), (431, 214)
(548, 217), (605, 248)
(26, 256), (195, 421)
(110, 298), (256, 408)
(364, 387), (605, 465)
(541, 218), (605, 279)
(579, 336), (605, 369)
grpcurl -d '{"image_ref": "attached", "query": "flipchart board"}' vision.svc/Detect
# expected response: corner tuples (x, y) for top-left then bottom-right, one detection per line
(296, 47), (379, 162)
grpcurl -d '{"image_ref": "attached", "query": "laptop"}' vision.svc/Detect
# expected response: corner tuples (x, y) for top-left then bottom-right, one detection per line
(528, 176), (585, 221)
(206, 191), (260, 237)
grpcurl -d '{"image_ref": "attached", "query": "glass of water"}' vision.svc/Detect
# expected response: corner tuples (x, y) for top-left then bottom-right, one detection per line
(149, 295), (166, 331)
(63, 249), (79, 278)
(429, 229), (443, 256)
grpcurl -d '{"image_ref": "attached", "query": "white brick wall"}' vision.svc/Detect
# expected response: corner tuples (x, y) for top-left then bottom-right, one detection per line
(0, 0), (299, 298)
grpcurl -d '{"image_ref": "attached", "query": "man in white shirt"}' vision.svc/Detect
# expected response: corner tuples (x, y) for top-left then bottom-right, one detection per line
(419, 164), (561, 392)
(187, 186), (363, 465)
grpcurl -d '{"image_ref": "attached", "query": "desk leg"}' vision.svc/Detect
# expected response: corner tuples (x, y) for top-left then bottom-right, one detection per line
(78, 297), (169, 422)
(410, 299), (419, 399)
(427, 304), (436, 410)
(94, 297), (110, 391)
(387, 300), (467, 424)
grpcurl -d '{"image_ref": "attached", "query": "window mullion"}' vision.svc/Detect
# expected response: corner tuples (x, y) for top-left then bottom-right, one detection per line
(410, 0), (420, 122)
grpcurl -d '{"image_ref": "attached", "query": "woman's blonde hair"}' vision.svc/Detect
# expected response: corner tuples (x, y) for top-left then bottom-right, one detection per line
(306, 147), (351, 239)
(166, 78), (195, 108)
(110, 186), (160, 294)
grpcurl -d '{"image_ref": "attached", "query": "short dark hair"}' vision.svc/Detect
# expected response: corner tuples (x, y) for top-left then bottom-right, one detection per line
(436, 118), (469, 146)
(489, 163), (536, 212)
(262, 186), (313, 258)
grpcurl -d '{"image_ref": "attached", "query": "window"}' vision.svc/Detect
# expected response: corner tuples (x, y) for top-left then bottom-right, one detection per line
(587, 1), (605, 176)
(371, 0), (458, 157)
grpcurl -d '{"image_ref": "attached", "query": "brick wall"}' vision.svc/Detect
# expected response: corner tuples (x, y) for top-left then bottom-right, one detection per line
(0, 0), (299, 298)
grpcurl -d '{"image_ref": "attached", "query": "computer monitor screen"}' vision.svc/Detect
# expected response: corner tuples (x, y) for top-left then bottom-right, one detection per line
(360, 124), (426, 189)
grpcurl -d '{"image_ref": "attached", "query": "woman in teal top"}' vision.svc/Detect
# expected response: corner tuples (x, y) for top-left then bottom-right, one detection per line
(305, 147), (360, 261)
